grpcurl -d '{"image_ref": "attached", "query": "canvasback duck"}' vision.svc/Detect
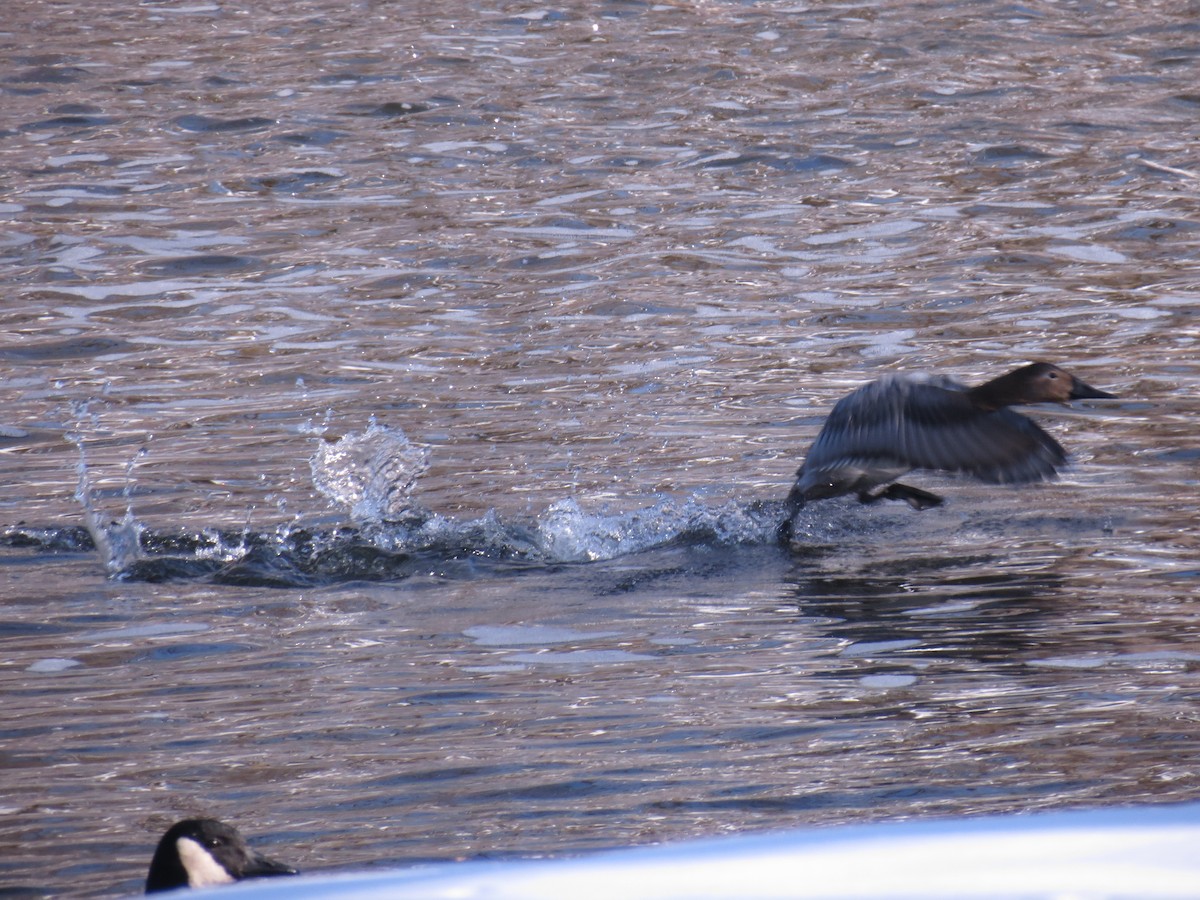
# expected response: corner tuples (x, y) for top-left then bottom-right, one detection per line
(782, 362), (1116, 527)
(145, 818), (297, 893)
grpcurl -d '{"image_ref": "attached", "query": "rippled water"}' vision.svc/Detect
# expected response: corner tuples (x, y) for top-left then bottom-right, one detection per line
(3, 0), (1199, 895)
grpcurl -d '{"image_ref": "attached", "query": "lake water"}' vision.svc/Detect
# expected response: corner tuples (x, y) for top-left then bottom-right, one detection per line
(2, 0), (1198, 895)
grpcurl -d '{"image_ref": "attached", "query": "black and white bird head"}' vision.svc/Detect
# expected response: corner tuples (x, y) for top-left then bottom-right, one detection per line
(145, 819), (297, 894)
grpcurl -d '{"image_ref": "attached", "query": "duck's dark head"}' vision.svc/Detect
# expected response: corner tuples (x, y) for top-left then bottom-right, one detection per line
(971, 362), (1117, 409)
(145, 819), (297, 894)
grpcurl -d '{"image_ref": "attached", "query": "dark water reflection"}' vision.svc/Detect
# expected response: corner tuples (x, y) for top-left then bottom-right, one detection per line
(3, 0), (1200, 895)
(7, 517), (1199, 896)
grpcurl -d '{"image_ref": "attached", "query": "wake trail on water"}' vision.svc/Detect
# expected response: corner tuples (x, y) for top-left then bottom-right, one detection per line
(13, 422), (789, 586)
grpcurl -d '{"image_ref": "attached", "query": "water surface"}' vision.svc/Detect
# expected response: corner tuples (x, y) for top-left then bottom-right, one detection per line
(2, 0), (1198, 895)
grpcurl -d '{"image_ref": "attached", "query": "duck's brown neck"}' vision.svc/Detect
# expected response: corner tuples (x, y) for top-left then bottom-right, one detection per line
(966, 371), (1026, 410)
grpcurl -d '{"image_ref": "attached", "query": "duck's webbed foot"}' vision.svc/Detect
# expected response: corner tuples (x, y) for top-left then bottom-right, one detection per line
(857, 483), (943, 510)
(777, 518), (794, 546)
(776, 493), (806, 545)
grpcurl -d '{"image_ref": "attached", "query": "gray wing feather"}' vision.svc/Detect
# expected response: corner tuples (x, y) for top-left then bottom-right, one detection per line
(801, 375), (1067, 484)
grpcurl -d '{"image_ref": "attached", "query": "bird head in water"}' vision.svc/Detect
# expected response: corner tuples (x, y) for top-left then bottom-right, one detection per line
(145, 819), (297, 893)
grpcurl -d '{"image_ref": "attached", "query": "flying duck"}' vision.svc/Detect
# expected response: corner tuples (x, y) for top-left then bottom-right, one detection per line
(782, 362), (1117, 531)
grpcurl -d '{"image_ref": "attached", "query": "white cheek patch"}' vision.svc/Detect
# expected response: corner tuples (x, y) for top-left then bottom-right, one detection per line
(176, 836), (236, 888)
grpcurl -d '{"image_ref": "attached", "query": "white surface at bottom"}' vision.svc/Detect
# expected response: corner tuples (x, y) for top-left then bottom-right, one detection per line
(197, 802), (1200, 900)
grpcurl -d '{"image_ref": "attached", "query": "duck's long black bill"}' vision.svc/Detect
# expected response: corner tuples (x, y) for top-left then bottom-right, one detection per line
(245, 853), (299, 879)
(1069, 378), (1117, 400)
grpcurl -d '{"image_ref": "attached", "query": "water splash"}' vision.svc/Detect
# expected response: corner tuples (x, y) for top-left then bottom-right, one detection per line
(310, 422), (430, 525)
(532, 496), (783, 562)
(312, 424), (784, 565)
(67, 402), (145, 576)
(25, 421), (786, 586)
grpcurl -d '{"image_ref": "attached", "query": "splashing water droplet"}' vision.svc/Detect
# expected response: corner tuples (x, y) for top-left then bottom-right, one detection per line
(311, 424), (430, 525)
(68, 405), (146, 576)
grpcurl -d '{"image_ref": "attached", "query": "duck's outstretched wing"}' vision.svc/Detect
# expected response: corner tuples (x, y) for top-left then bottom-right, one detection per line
(801, 375), (1068, 484)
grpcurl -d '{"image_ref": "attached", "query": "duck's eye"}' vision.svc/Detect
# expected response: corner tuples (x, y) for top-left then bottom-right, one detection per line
(1047, 372), (1058, 379)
